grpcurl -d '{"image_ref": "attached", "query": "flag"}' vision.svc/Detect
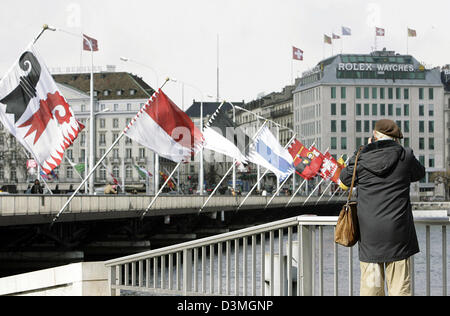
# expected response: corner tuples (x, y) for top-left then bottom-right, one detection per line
(160, 171), (175, 190)
(324, 34), (332, 44)
(83, 34), (99, 51)
(124, 89), (204, 163)
(203, 103), (249, 164)
(288, 140), (324, 180)
(292, 46), (304, 61)
(74, 163), (85, 174)
(342, 26), (352, 36)
(247, 127), (295, 182)
(319, 153), (348, 187)
(135, 165), (153, 179)
(0, 44), (84, 175)
(408, 28), (417, 37)
(332, 33), (341, 40)
(376, 27), (385, 36)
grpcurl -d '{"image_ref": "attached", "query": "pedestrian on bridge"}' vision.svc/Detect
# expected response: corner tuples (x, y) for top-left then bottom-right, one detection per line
(31, 180), (43, 194)
(340, 119), (425, 296)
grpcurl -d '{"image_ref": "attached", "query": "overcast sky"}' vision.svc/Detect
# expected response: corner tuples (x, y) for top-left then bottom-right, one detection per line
(1, 0), (449, 109)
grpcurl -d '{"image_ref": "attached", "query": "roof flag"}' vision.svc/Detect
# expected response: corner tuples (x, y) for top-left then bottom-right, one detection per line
(292, 46), (304, 61)
(376, 27), (385, 36)
(408, 28), (417, 37)
(324, 34), (332, 44)
(83, 34), (99, 51)
(342, 26), (352, 36)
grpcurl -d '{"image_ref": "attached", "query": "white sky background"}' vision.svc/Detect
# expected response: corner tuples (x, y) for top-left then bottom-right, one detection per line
(0, 0), (449, 109)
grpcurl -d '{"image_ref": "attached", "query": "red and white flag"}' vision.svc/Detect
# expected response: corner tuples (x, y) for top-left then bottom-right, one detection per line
(292, 46), (304, 61)
(124, 89), (204, 163)
(83, 34), (99, 51)
(0, 44), (84, 174)
(376, 27), (385, 36)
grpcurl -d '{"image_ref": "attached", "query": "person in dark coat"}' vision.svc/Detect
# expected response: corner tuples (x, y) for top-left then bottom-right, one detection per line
(340, 119), (425, 296)
(30, 179), (43, 194)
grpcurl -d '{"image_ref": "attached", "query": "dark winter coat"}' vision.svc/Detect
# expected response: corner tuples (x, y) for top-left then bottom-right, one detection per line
(340, 140), (425, 263)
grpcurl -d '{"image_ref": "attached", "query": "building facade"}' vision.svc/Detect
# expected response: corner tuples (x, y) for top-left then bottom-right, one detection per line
(293, 49), (445, 192)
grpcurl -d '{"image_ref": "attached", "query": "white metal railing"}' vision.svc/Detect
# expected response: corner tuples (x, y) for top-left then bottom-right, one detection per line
(105, 212), (449, 296)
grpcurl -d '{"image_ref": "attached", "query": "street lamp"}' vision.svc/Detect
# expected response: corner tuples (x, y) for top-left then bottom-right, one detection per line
(169, 78), (213, 196)
(120, 57), (159, 91)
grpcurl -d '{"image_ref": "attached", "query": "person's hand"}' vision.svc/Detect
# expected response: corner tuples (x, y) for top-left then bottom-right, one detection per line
(368, 137), (373, 144)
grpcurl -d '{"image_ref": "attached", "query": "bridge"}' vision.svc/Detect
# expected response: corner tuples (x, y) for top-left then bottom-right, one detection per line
(0, 194), (348, 226)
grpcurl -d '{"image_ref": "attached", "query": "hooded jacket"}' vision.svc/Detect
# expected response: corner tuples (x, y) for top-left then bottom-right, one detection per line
(340, 140), (425, 263)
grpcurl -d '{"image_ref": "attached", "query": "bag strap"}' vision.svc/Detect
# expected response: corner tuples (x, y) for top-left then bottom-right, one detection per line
(347, 147), (363, 202)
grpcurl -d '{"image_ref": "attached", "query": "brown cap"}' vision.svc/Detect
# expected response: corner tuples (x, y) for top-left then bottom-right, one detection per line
(374, 119), (403, 139)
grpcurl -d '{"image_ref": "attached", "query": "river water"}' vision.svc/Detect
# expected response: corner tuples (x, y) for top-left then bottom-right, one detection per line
(123, 224), (449, 296)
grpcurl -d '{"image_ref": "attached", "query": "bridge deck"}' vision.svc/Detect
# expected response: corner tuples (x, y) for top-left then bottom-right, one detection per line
(0, 195), (347, 226)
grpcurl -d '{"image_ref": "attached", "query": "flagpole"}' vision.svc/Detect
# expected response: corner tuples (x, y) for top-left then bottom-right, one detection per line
(303, 177), (325, 205)
(66, 157), (84, 181)
(141, 162), (182, 219)
(199, 120), (269, 214)
(285, 178), (307, 208)
(237, 134), (296, 211)
(32, 24), (56, 45)
(264, 173), (292, 210)
(51, 78), (170, 226)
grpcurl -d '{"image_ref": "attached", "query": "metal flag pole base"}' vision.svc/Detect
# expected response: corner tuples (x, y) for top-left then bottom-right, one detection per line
(264, 174), (292, 210)
(303, 178), (325, 205)
(285, 178), (307, 208)
(141, 162), (182, 220)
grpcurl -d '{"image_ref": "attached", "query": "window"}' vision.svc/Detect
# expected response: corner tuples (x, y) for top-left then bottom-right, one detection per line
(380, 104), (386, 116)
(395, 105), (402, 116)
(100, 119), (105, 129)
(113, 149), (119, 159)
(396, 88), (401, 99)
(429, 155), (435, 168)
(126, 148), (132, 159)
(404, 104), (409, 116)
(331, 87), (337, 99)
(113, 119), (119, 128)
(364, 87), (370, 99)
(10, 168), (17, 182)
(356, 137), (362, 148)
(429, 138), (434, 150)
(117, 90), (123, 96)
(404, 88), (409, 100)
(130, 89), (137, 96)
(81, 104), (86, 112)
(419, 156), (425, 166)
(99, 134), (106, 146)
(380, 88), (385, 99)
(127, 104), (132, 111)
(341, 103), (346, 116)
(66, 149), (73, 160)
(356, 104), (362, 116)
(356, 87), (361, 99)
(80, 149), (86, 160)
(0, 136), (4, 146)
(396, 121), (402, 131)
(372, 104), (377, 116)
(103, 90), (110, 96)
(126, 137), (133, 145)
(429, 88), (434, 100)
(341, 120), (347, 133)
(364, 121), (370, 133)
(113, 166), (120, 179)
(331, 137), (337, 150)
(372, 87), (377, 99)
(0, 167), (3, 180)
(126, 165), (133, 179)
(364, 104), (370, 116)
(429, 121), (434, 133)
(114, 104), (119, 111)
(341, 137), (347, 150)
(331, 120), (337, 133)
(388, 104), (393, 116)
(429, 104), (434, 116)
(404, 138), (410, 148)
(404, 121), (410, 133)
(99, 167), (106, 180)
(356, 121), (362, 133)
(66, 166), (73, 179)
(139, 148), (146, 159)
(331, 103), (337, 116)
(419, 121), (425, 133)
(341, 87), (346, 99)
(419, 88), (424, 100)
(419, 104), (424, 116)
(113, 133), (119, 142)
(388, 88), (393, 99)
(419, 138), (425, 150)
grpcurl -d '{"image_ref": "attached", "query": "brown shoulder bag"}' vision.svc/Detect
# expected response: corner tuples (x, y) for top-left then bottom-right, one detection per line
(334, 148), (362, 247)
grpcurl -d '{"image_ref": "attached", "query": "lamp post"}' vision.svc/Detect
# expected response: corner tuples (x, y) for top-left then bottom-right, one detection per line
(120, 57), (160, 194)
(169, 78), (213, 196)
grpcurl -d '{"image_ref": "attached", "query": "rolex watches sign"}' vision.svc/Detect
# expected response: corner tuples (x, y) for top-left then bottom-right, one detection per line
(338, 63), (415, 72)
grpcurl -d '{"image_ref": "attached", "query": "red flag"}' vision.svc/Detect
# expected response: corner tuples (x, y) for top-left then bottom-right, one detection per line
(160, 171), (175, 190)
(376, 27), (385, 37)
(324, 34), (332, 44)
(125, 89), (204, 163)
(288, 140), (324, 180)
(83, 34), (99, 51)
(319, 152), (345, 184)
(292, 46), (304, 61)
(332, 33), (341, 39)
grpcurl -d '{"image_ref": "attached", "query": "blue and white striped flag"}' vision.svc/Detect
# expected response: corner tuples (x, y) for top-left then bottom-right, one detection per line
(247, 127), (295, 182)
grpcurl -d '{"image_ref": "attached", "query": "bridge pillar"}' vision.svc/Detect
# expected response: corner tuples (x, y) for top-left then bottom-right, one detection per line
(182, 249), (192, 295)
